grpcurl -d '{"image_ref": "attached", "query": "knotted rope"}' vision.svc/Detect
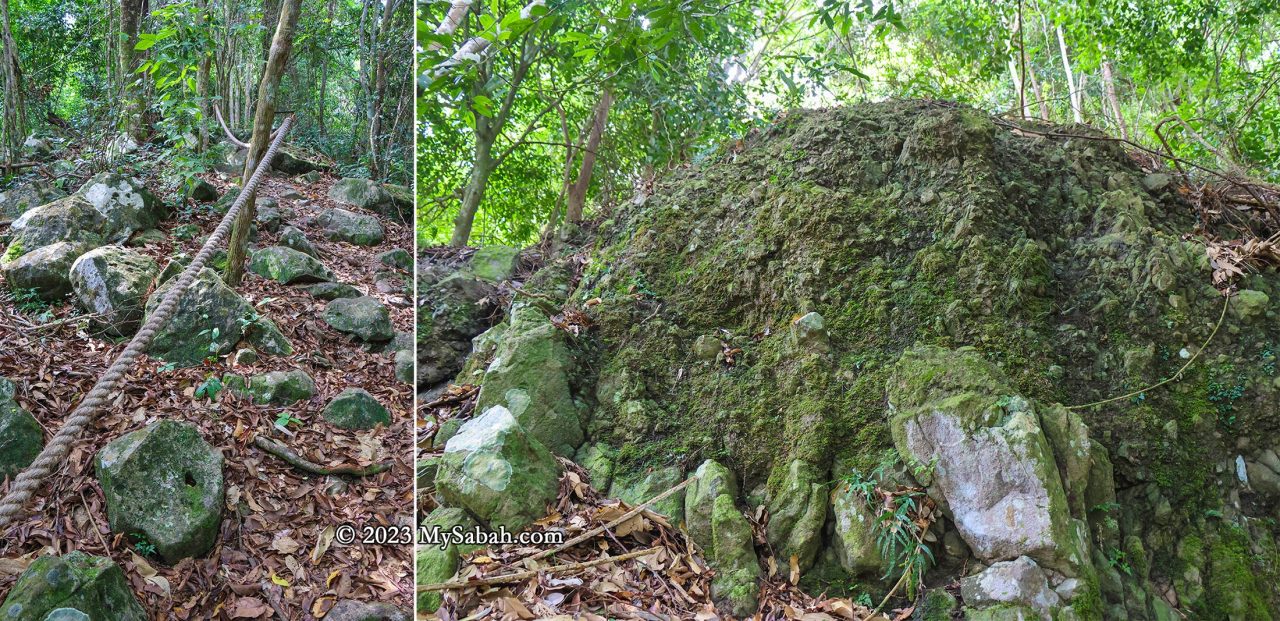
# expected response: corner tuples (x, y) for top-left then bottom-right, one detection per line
(0, 116), (294, 529)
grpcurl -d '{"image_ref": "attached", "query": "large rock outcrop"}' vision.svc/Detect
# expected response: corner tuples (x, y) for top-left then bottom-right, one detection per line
(6, 173), (162, 260)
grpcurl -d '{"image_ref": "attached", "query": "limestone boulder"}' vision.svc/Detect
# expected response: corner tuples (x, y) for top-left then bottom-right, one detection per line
(319, 208), (384, 246)
(69, 246), (158, 336)
(0, 241), (90, 299)
(323, 388), (391, 429)
(248, 245), (333, 284)
(324, 296), (394, 342)
(0, 552), (147, 620)
(0, 379), (43, 481)
(0, 178), (66, 222)
(145, 268), (255, 367)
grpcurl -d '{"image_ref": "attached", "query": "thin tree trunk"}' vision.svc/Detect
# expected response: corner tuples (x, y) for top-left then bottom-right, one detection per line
(367, 0), (399, 179)
(226, 0), (303, 285)
(196, 0), (212, 152)
(118, 0), (146, 138)
(0, 0), (25, 160)
(451, 121), (496, 247)
(1100, 56), (1128, 140)
(564, 90), (613, 227)
(1028, 66), (1049, 121)
(1056, 25), (1082, 123)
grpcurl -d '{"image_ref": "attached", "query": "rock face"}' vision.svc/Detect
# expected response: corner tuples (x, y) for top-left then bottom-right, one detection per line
(887, 346), (1078, 574)
(474, 305), (583, 457)
(5, 174), (162, 261)
(236, 370), (316, 405)
(95, 421), (224, 563)
(146, 268), (256, 367)
(466, 246), (519, 282)
(248, 245), (333, 284)
(69, 246), (158, 336)
(328, 178), (408, 222)
(435, 406), (563, 532)
(0, 241), (90, 299)
(323, 388), (391, 429)
(416, 507), (481, 612)
(319, 208), (385, 246)
(0, 378), (43, 481)
(417, 271), (497, 388)
(0, 178), (66, 222)
(0, 552), (147, 620)
(323, 296), (394, 342)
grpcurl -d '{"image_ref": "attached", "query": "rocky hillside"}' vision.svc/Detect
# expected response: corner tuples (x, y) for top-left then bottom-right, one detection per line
(419, 100), (1280, 619)
(0, 136), (414, 620)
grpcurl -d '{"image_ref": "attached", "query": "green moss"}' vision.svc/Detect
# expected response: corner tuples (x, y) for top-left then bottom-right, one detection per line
(1195, 525), (1275, 620)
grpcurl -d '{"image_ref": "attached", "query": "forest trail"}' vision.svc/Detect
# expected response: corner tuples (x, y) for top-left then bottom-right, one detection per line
(0, 137), (414, 619)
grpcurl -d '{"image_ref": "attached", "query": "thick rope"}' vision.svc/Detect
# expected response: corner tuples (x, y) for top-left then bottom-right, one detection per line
(0, 116), (294, 529)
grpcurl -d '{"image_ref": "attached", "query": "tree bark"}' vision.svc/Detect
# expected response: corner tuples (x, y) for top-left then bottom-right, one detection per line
(118, 0), (146, 138)
(564, 90), (613, 227)
(0, 0), (25, 160)
(225, 0), (303, 285)
(196, 0), (212, 152)
(1100, 53), (1127, 140)
(367, 0), (400, 179)
(1056, 25), (1082, 123)
(450, 120), (496, 247)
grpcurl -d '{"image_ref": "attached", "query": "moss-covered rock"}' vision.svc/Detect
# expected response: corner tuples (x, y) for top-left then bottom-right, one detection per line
(829, 482), (884, 575)
(765, 459), (827, 572)
(68, 246), (158, 336)
(466, 246), (519, 282)
(323, 600), (408, 621)
(323, 388), (391, 429)
(243, 315), (294, 356)
(8, 173), (163, 256)
(419, 272), (498, 388)
(415, 507), (481, 612)
(0, 552), (147, 621)
(435, 405), (563, 532)
(609, 465), (685, 519)
(304, 282), (361, 300)
(685, 459), (740, 548)
(328, 178), (404, 222)
(474, 306), (583, 456)
(377, 248), (412, 271)
(0, 384), (43, 480)
(0, 241), (90, 299)
(0, 178), (66, 222)
(248, 245), (333, 284)
(146, 268), (255, 367)
(709, 494), (761, 617)
(323, 296), (394, 342)
(574, 442), (617, 491)
(94, 420), (224, 563)
(318, 208), (384, 246)
(279, 225), (319, 258)
(238, 370), (315, 406)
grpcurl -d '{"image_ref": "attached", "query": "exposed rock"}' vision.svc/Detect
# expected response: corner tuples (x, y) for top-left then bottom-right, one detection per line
(1231, 289), (1269, 322)
(789, 311), (830, 353)
(248, 245), (333, 284)
(765, 460), (827, 572)
(0, 178), (66, 222)
(185, 178), (219, 202)
(416, 507), (482, 612)
(378, 248), (412, 271)
(323, 600), (409, 621)
(126, 228), (165, 247)
(887, 345), (1078, 575)
(238, 370), (316, 405)
(6, 173), (162, 259)
(279, 226), (319, 258)
(0, 381), (43, 481)
(69, 246), (158, 336)
(273, 146), (329, 175)
(157, 253), (191, 285)
(692, 335), (722, 362)
(609, 465), (685, 519)
(297, 171), (322, 184)
(685, 459), (741, 547)
(394, 349), (414, 384)
(961, 556), (1062, 619)
(0, 241), (90, 299)
(466, 245), (519, 282)
(105, 133), (139, 159)
(255, 200), (282, 232)
(243, 314), (294, 356)
(0, 551), (147, 620)
(574, 442), (617, 492)
(329, 178), (408, 222)
(474, 305), (583, 456)
(319, 208), (385, 246)
(830, 481), (885, 574)
(172, 224), (201, 241)
(94, 420), (224, 562)
(145, 268), (256, 367)
(418, 271), (498, 387)
(22, 135), (53, 159)
(323, 388), (391, 429)
(709, 494), (761, 617)
(304, 281), (362, 300)
(323, 296), (394, 342)
(435, 405), (563, 531)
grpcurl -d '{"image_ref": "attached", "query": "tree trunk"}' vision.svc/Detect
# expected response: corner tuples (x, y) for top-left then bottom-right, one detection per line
(1028, 66), (1049, 121)
(1100, 57), (1128, 141)
(118, 0), (146, 138)
(1056, 25), (1082, 123)
(564, 90), (613, 227)
(226, 0), (303, 285)
(450, 122), (496, 247)
(196, 0), (212, 152)
(367, 0), (398, 179)
(0, 0), (24, 160)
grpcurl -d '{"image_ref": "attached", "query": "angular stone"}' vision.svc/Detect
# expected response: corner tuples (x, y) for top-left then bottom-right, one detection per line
(95, 421), (224, 562)
(0, 552), (147, 620)
(319, 208), (384, 246)
(435, 406), (563, 531)
(6, 173), (162, 259)
(574, 442), (617, 491)
(961, 556), (1062, 618)
(1231, 289), (1269, 322)
(416, 507), (481, 612)
(255, 200), (282, 233)
(475, 306), (582, 456)
(417, 272), (498, 386)
(241, 370), (315, 405)
(72, 173), (163, 242)
(146, 268), (256, 366)
(185, 178), (218, 202)
(273, 146), (329, 175)
(609, 465), (684, 519)
(69, 246), (158, 336)
(467, 246), (519, 282)
(709, 494), (761, 617)
(323, 296), (394, 342)
(328, 178), (406, 222)
(790, 311), (830, 353)
(0, 387), (43, 480)
(0, 178), (66, 222)
(394, 349), (414, 384)
(244, 315), (294, 356)
(157, 253), (191, 285)
(323, 388), (391, 429)
(248, 246), (333, 284)
(377, 248), (412, 271)
(304, 281), (362, 300)
(279, 226), (319, 258)
(685, 459), (740, 549)
(126, 228), (165, 247)
(1, 241), (90, 300)
(830, 481), (885, 574)
(324, 600), (409, 621)
(766, 460), (827, 572)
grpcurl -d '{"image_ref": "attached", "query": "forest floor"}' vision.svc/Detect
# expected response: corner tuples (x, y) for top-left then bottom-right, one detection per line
(0, 151), (415, 619)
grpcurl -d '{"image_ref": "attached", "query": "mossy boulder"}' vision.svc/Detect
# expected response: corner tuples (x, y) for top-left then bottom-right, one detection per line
(829, 482), (885, 575)
(474, 306), (583, 456)
(418, 271), (498, 388)
(0, 552), (147, 621)
(466, 246), (519, 282)
(68, 246), (158, 336)
(243, 315), (293, 356)
(273, 146), (330, 175)
(323, 296), (394, 342)
(328, 178), (406, 222)
(0, 241), (90, 299)
(765, 460), (827, 572)
(304, 282), (361, 300)
(709, 494), (761, 617)
(0, 383), (43, 481)
(318, 208), (384, 246)
(377, 248), (412, 271)
(0, 178), (66, 222)
(685, 459), (740, 547)
(961, 556), (1062, 618)
(323, 388), (391, 429)
(416, 507), (482, 612)
(6, 173), (161, 260)
(574, 442), (617, 491)
(185, 178), (218, 202)
(145, 268), (255, 367)
(94, 420), (224, 563)
(248, 245), (333, 284)
(279, 226), (318, 258)
(239, 370), (316, 405)
(157, 253), (191, 285)
(608, 465), (684, 519)
(435, 405), (563, 532)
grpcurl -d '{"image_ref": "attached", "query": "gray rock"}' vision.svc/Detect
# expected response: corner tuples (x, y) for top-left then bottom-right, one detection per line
(328, 178), (407, 222)
(157, 253), (191, 285)
(466, 246), (519, 282)
(377, 248), (412, 271)
(240, 370), (315, 405)
(324, 600), (409, 621)
(69, 246), (158, 336)
(830, 481), (884, 574)
(961, 556), (1061, 618)
(765, 460), (827, 572)
(709, 494), (761, 617)
(324, 296), (394, 342)
(416, 507), (482, 612)
(394, 349), (414, 384)
(279, 226), (319, 258)
(243, 315), (294, 356)
(145, 268), (256, 367)
(0, 384), (43, 481)
(790, 311), (830, 353)
(609, 465), (685, 519)
(1, 241), (91, 300)
(323, 388), (391, 429)
(255, 199), (282, 232)
(95, 420), (224, 563)
(0, 552), (147, 620)
(248, 245), (333, 284)
(435, 405), (563, 532)
(0, 178), (66, 222)
(685, 459), (740, 547)
(417, 272), (498, 387)
(6, 173), (162, 259)
(304, 282), (362, 300)
(319, 208), (384, 246)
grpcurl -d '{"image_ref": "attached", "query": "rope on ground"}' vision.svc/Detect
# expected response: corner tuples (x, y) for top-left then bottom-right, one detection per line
(1066, 291), (1230, 411)
(0, 116), (295, 530)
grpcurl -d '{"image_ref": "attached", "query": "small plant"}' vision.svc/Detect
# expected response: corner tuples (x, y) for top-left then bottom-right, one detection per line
(1206, 365), (1246, 428)
(1262, 346), (1276, 376)
(1106, 548), (1132, 576)
(274, 412), (303, 428)
(197, 326), (222, 363)
(10, 287), (52, 318)
(194, 375), (223, 401)
(854, 592), (873, 607)
(841, 463), (936, 599)
(132, 534), (157, 557)
(2, 241), (23, 264)
(158, 361), (179, 373)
